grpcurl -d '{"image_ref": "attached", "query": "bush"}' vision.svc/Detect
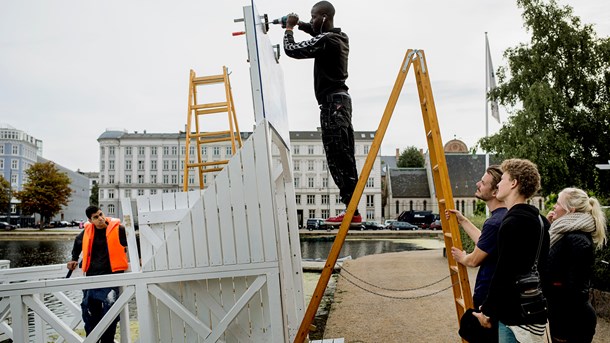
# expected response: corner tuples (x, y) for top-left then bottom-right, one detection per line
(592, 207), (610, 292)
(458, 215), (486, 253)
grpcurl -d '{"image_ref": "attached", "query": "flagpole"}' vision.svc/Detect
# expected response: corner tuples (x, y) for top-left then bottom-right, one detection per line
(485, 32), (490, 217)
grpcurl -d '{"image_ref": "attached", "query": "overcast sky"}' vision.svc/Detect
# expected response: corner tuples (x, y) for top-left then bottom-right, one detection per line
(1, 0), (609, 172)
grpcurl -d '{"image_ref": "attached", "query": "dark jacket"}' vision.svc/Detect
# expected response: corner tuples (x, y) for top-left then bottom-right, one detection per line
(481, 204), (550, 325)
(283, 24), (349, 104)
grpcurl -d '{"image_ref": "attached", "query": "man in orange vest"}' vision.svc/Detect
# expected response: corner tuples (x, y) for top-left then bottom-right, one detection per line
(67, 205), (128, 343)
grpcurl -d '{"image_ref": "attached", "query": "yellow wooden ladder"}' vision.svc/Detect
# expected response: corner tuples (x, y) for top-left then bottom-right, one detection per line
(294, 50), (472, 343)
(183, 66), (243, 191)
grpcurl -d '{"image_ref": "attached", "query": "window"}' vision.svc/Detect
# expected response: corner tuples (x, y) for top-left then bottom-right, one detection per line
(366, 195), (374, 207)
(322, 160), (327, 171)
(171, 175), (177, 184)
(226, 146), (232, 155)
(138, 189), (145, 196)
(125, 189), (131, 198)
(151, 147), (157, 155)
(180, 146), (186, 156)
(308, 160), (314, 171)
(321, 209), (329, 219)
(396, 201), (399, 214)
(171, 160), (177, 171)
(163, 146), (170, 155)
(307, 195), (315, 204)
(201, 146), (207, 155)
(150, 189), (157, 195)
(163, 160), (169, 171)
(293, 145), (300, 154)
(308, 177), (315, 188)
(125, 160), (132, 171)
(11, 159), (18, 169)
(366, 209), (375, 220)
(109, 160), (115, 170)
(171, 146), (178, 156)
(309, 209), (316, 219)
(335, 196), (342, 205)
(151, 175), (157, 183)
(125, 146), (132, 156)
(295, 194), (301, 204)
(100, 161), (105, 171)
(138, 175), (144, 184)
(335, 209), (343, 216)
(138, 160), (144, 170)
(213, 147), (220, 156)
(125, 175), (131, 184)
(308, 145), (314, 154)
(163, 175), (169, 184)
(423, 200), (427, 211)
(293, 161), (300, 171)
(1, 146), (6, 154)
(321, 194), (329, 205)
(322, 177), (328, 188)
(108, 204), (115, 215)
(0, 160), (3, 169)
(109, 146), (115, 156)
(11, 174), (17, 185)
(108, 175), (115, 184)
(366, 177), (375, 188)
(294, 177), (300, 188)
(151, 160), (157, 170)
(138, 147), (145, 156)
(12, 145), (18, 155)
(364, 145), (370, 154)
(108, 190), (115, 199)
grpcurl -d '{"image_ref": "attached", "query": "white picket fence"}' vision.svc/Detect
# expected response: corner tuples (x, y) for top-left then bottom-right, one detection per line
(0, 121), (305, 342)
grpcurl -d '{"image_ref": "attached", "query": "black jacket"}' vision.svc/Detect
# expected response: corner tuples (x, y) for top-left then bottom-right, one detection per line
(481, 204), (550, 325)
(283, 24), (349, 104)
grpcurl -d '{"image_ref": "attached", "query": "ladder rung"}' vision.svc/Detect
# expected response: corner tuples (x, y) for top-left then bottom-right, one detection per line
(201, 167), (224, 173)
(427, 130), (432, 138)
(438, 199), (445, 204)
(192, 102), (228, 110)
(455, 297), (466, 309)
(199, 137), (232, 144)
(187, 160), (229, 168)
(444, 232), (452, 239)
(432, 164), (439, 171)
(450, 265), (459, 273)
(191, 131), (231, 138)
(196, 107), (229, 115)
(192, 75), (224, 85)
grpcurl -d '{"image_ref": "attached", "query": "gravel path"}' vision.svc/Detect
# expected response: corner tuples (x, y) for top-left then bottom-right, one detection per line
(322, 249), (610, 343)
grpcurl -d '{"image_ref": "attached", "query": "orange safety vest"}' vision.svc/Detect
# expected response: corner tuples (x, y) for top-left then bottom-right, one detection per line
(82, 218), (128, 273)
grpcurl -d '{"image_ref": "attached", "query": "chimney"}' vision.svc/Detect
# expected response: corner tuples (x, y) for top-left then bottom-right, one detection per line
(396, 148), (400, 161)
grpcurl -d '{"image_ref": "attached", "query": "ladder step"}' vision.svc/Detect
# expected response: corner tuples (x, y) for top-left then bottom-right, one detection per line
(438, 199), (445, 204)
(192, 75), (224, 85)
(192, 102), (228, 110)
(427, 130), (432, 138)
(191, 131), (231, 138)
(198, 137), (232, 144)
(444, 232), (452, 239)
(201, 167), (224, 173)
(432, 164), (439, 171)
(196, 107), (229, 115)
(187, 160), (229, 168)
(455, 297), (466, 309)
(450, 265), (459, 273)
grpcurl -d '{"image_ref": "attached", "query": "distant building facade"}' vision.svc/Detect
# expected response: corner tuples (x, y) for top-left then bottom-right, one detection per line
(97, 129), (382, 227)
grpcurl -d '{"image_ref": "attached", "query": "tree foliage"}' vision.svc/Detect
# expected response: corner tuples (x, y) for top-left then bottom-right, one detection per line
(397, 146), (425, 168)
(0, 175), (10, 211)
(89, 182), (99, 206)
(16, 162), (72, 226)
(478, 0), (610, 197)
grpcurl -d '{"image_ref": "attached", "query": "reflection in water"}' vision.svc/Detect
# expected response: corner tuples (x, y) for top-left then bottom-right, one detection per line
(0, 240), (73, 268)
(300, 237), (424, 260)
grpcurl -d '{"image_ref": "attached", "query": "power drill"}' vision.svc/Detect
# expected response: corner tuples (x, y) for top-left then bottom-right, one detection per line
(272, 16), (289, 28)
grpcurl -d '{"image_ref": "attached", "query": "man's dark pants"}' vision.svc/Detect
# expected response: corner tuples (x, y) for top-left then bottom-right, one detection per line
(82, 287), (120, 343)
(320, 93), (358, 206)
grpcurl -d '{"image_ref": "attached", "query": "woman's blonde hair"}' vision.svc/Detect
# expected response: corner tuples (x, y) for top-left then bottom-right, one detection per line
(558, 187), (607, 249)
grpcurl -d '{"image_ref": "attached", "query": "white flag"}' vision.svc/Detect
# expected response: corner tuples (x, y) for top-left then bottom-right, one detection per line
(486, 35), (500, 123)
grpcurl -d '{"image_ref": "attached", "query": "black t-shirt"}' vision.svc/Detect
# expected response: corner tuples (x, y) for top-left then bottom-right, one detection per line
(71, 225), (127, 276)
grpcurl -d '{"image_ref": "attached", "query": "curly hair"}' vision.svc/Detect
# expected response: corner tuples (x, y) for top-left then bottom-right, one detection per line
(500, 159), (540, 199)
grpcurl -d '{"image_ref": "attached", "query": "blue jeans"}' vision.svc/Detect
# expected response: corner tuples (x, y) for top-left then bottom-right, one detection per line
(498, 321), (518, 343)
(81, 287), (120, 343)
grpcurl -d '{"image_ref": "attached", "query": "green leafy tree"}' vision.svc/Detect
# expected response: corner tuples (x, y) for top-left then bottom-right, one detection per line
(16, 162), (72, 228)
(89, 182), (99, 206)
(0, 175), (10, 213)
(478, 0), (610, 197)
(397, 146), (425, 168)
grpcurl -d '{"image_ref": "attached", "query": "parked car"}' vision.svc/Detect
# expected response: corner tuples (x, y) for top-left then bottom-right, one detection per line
(429, 219), (442, 230)
(0, 221), (17, 231)
(383, 220), (396, 229)
(361, 221), (384, 230)
(306, 218), (328, 231)
(388, 221), (418, 231)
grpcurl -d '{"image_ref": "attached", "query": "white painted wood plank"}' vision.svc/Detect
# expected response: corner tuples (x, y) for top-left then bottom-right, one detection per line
(121, 198), (141, 273)
(233, 276), (251, 338)
(219, 276), (238, 341)
(176, 192), (195, 269)
(216, 169), (237, 265)
(135, 282), (157, 343)
(252, 124), (278, 262)
(245, 275), (266, 342)
(139, 208), (189, 225)
(149, 193), (168, 271)
(227, 149), (251, 265)
(203, 185), (223, 266)
(265, 271), (286, 343)
(136, 196), (154, 272)
(183, 281), (198, 343)
(22, 295), (81, 343)
(195, 280), (212, 343)
(206, 279), (222, 340)
(188, 191), (210, 268)
(164, 282), (185, 343)
(163, 193), (183, 270)
(32, 294), (46, 343)
(10, 296), (28, 343)
(241, 137), (265, 263)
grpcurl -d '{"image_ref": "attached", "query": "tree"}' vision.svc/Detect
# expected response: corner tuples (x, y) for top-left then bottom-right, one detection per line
(16, 162), (72, 228)
(397, 146), (425, 168)
(89, 182), (99, 206)
(0, 175), (10, 214)
(479, 0), (610, 197)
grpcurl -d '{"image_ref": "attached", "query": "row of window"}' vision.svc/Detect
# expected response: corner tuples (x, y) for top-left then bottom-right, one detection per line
(101, 173), (203, 185)
(296, 194), (376, 207)
(101, 145), (234, 158)
(291, 144), (371, 155)
(306, 208), (376, 220)
(294, 176), (375, 188)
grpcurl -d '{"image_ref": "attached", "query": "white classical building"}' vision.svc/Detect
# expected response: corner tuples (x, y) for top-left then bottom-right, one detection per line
(97, 129), (382, 227)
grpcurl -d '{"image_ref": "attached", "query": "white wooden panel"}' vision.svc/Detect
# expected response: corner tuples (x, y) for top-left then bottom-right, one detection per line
(216, 170), (237, 265)
(219, 277), (238, 342)
(135, 282), (157, 342)
(252, 124), (278, 262)
(203, 184), (223, 266)
(149, 194), (168, 271)
(139, 208), (189, 225)
(162, 193), (183, 270)
(233, 276), (251, 338)
(183, 281), (198, 343)
(265, 271), (286, 342)
(32, 294), (46, 343)
(137, 196), (155, 272)
(195, 280), (212, 342)
(241, 138), (265, 263)
(227, 149), (251, 264)
(176, 192), (195, 269)
(206, 279), (222, 340)
(121, 198), (141, 273)
(245, 275), (266, 341)
(22, 295), (81, 343)
(188, 191), (210, 268)
(164, 282), (185, 343)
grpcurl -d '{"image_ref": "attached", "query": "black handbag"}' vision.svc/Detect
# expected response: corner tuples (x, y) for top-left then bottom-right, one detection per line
(514, 216), (547, 320)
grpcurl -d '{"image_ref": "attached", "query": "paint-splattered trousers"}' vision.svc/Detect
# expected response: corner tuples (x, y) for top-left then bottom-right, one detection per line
(81, 287), (120, 343)
(320, 92), (358, 206)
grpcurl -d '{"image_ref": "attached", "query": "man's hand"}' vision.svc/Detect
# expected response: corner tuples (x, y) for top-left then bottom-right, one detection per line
(451, 247), (466, 264)
(285, 13), (299, 30)
(472, 311), (492, 328)
(67, 260), (78, 271)
(546, 210), (557, 223)
(445, 209), (466, 224)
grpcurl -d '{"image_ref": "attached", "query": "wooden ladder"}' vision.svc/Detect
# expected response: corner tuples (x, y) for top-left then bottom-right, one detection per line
(183, 66), (243, 191)
(294, 50), (472, 343)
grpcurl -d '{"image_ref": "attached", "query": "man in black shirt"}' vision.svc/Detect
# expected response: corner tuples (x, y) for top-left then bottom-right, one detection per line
(283, 1), (362, 226)
(67, 206), (128, 343)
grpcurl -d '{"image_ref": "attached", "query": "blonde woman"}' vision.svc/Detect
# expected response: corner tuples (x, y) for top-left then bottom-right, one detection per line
(545, 187), (607, 343)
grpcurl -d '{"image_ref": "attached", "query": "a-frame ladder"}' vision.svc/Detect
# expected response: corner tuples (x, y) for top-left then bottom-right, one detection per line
(294, 50), (472, 343)
(183, 66), (243, 191)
